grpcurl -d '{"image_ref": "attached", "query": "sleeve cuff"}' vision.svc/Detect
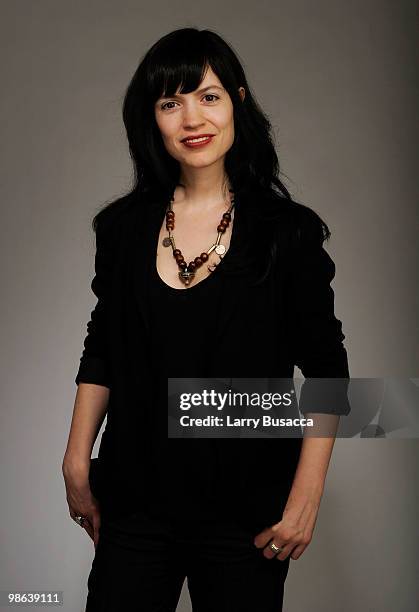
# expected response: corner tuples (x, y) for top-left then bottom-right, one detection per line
(299, 377), (351, 415)
(75, 357), (111, 388)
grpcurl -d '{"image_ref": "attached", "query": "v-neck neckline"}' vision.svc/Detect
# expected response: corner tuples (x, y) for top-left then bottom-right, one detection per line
(152, 194), (241, 293)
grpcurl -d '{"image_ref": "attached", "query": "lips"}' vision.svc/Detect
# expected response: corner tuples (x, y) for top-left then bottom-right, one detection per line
(181, 135), (215, 148)
(181, 134), (215, 142)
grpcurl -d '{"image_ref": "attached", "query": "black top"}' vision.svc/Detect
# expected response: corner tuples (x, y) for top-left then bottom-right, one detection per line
(145, 249), (233, 520)
(76, 191), (350, 524)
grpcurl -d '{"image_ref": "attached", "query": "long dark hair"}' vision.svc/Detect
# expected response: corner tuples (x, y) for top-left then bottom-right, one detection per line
(93, 27), (331, 282)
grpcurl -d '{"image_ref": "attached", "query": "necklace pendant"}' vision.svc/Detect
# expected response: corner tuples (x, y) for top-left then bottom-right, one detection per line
(179, 268), (195, 286)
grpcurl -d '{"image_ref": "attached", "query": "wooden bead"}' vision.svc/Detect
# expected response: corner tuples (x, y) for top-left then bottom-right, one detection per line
(164, 201), (234, 276)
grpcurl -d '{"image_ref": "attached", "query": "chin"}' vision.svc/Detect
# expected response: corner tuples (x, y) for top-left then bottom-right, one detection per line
(183, 156), (220, 168)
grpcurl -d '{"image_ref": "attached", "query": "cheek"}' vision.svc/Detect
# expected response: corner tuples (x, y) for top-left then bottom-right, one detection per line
(154, 113), (163, 132)
(155, 115), (178, 141)
(220, 120), (235, 147)
(219, 112), (235, 139)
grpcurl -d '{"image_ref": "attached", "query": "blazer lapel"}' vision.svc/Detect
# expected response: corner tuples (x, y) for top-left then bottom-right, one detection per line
(130, 195), (167, 334)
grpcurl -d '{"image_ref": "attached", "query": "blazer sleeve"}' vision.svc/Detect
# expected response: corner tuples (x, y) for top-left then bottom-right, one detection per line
(291, 218), (350, 415)
(75, 220), (112, 388)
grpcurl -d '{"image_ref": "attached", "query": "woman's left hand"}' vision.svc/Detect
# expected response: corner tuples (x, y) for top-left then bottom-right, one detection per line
(253, 493), (322, 561)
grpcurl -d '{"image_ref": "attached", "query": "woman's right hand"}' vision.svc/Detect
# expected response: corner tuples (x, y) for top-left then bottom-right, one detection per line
(62, 459), (101, 549)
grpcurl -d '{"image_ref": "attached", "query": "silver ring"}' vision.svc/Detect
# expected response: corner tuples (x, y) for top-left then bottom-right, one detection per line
(74, 515), (86, 527)
(270, 542), (283, 554)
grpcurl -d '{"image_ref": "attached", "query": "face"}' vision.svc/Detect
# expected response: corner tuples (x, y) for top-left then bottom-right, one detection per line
(154, 66), (245, 170)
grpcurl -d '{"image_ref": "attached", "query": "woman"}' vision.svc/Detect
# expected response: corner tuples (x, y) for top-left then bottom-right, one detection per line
(63, 27), (350, 611)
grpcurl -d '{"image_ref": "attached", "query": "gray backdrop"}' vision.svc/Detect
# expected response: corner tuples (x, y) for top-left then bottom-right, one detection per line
(1, 0), (418, 610)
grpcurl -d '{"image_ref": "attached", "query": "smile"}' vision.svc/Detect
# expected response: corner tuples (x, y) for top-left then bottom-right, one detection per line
(182, 136), (214, 148)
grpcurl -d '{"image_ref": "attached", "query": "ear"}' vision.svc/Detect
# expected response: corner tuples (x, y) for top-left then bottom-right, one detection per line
(238, 86), (245, 102)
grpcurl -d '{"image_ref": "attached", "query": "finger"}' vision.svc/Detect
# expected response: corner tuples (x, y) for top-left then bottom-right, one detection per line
(290, 543), (307, 560)
(253, 527), (276, 549)
(83, 520), (94, 541)
(91, 513), (101, 550)
(262, 537), (287, 560)
(274, 543), (296, 561)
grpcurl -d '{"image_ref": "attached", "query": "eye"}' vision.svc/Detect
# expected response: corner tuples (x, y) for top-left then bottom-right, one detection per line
(160, 94), (220, 111)
(160, 101), (178, 111)
(203, 94), (220, 102)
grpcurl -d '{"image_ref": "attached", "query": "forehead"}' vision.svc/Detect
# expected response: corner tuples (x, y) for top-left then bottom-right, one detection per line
(195, 65), (222, 88)
(159, 65), (224, 99)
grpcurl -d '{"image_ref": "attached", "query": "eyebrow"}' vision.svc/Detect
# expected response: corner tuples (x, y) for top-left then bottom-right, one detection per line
(158, 85), (224, 100)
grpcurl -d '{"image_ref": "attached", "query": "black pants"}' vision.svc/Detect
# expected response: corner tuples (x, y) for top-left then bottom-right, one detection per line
(85, 505), (291, 611)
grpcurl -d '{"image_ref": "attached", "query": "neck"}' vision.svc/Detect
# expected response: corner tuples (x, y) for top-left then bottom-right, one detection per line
(177, 163), (232, 209)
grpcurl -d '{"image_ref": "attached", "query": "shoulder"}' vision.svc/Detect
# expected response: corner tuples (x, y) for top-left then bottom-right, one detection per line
(243, 189), (330, 254)
(286, 200), (329, 248)
(92, 189), (153, 247)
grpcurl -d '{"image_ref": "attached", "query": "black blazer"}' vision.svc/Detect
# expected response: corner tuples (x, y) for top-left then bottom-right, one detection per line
(75, 189), (350, 522)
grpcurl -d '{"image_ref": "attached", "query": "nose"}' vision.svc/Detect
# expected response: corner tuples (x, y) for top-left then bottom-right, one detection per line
(181, 101), (206, 127)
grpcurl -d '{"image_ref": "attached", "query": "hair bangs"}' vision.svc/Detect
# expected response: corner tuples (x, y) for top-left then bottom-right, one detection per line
(150, 55), (216, 103)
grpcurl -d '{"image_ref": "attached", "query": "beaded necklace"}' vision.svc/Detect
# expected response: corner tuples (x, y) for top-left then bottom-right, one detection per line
(161, 189), (235, 286)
